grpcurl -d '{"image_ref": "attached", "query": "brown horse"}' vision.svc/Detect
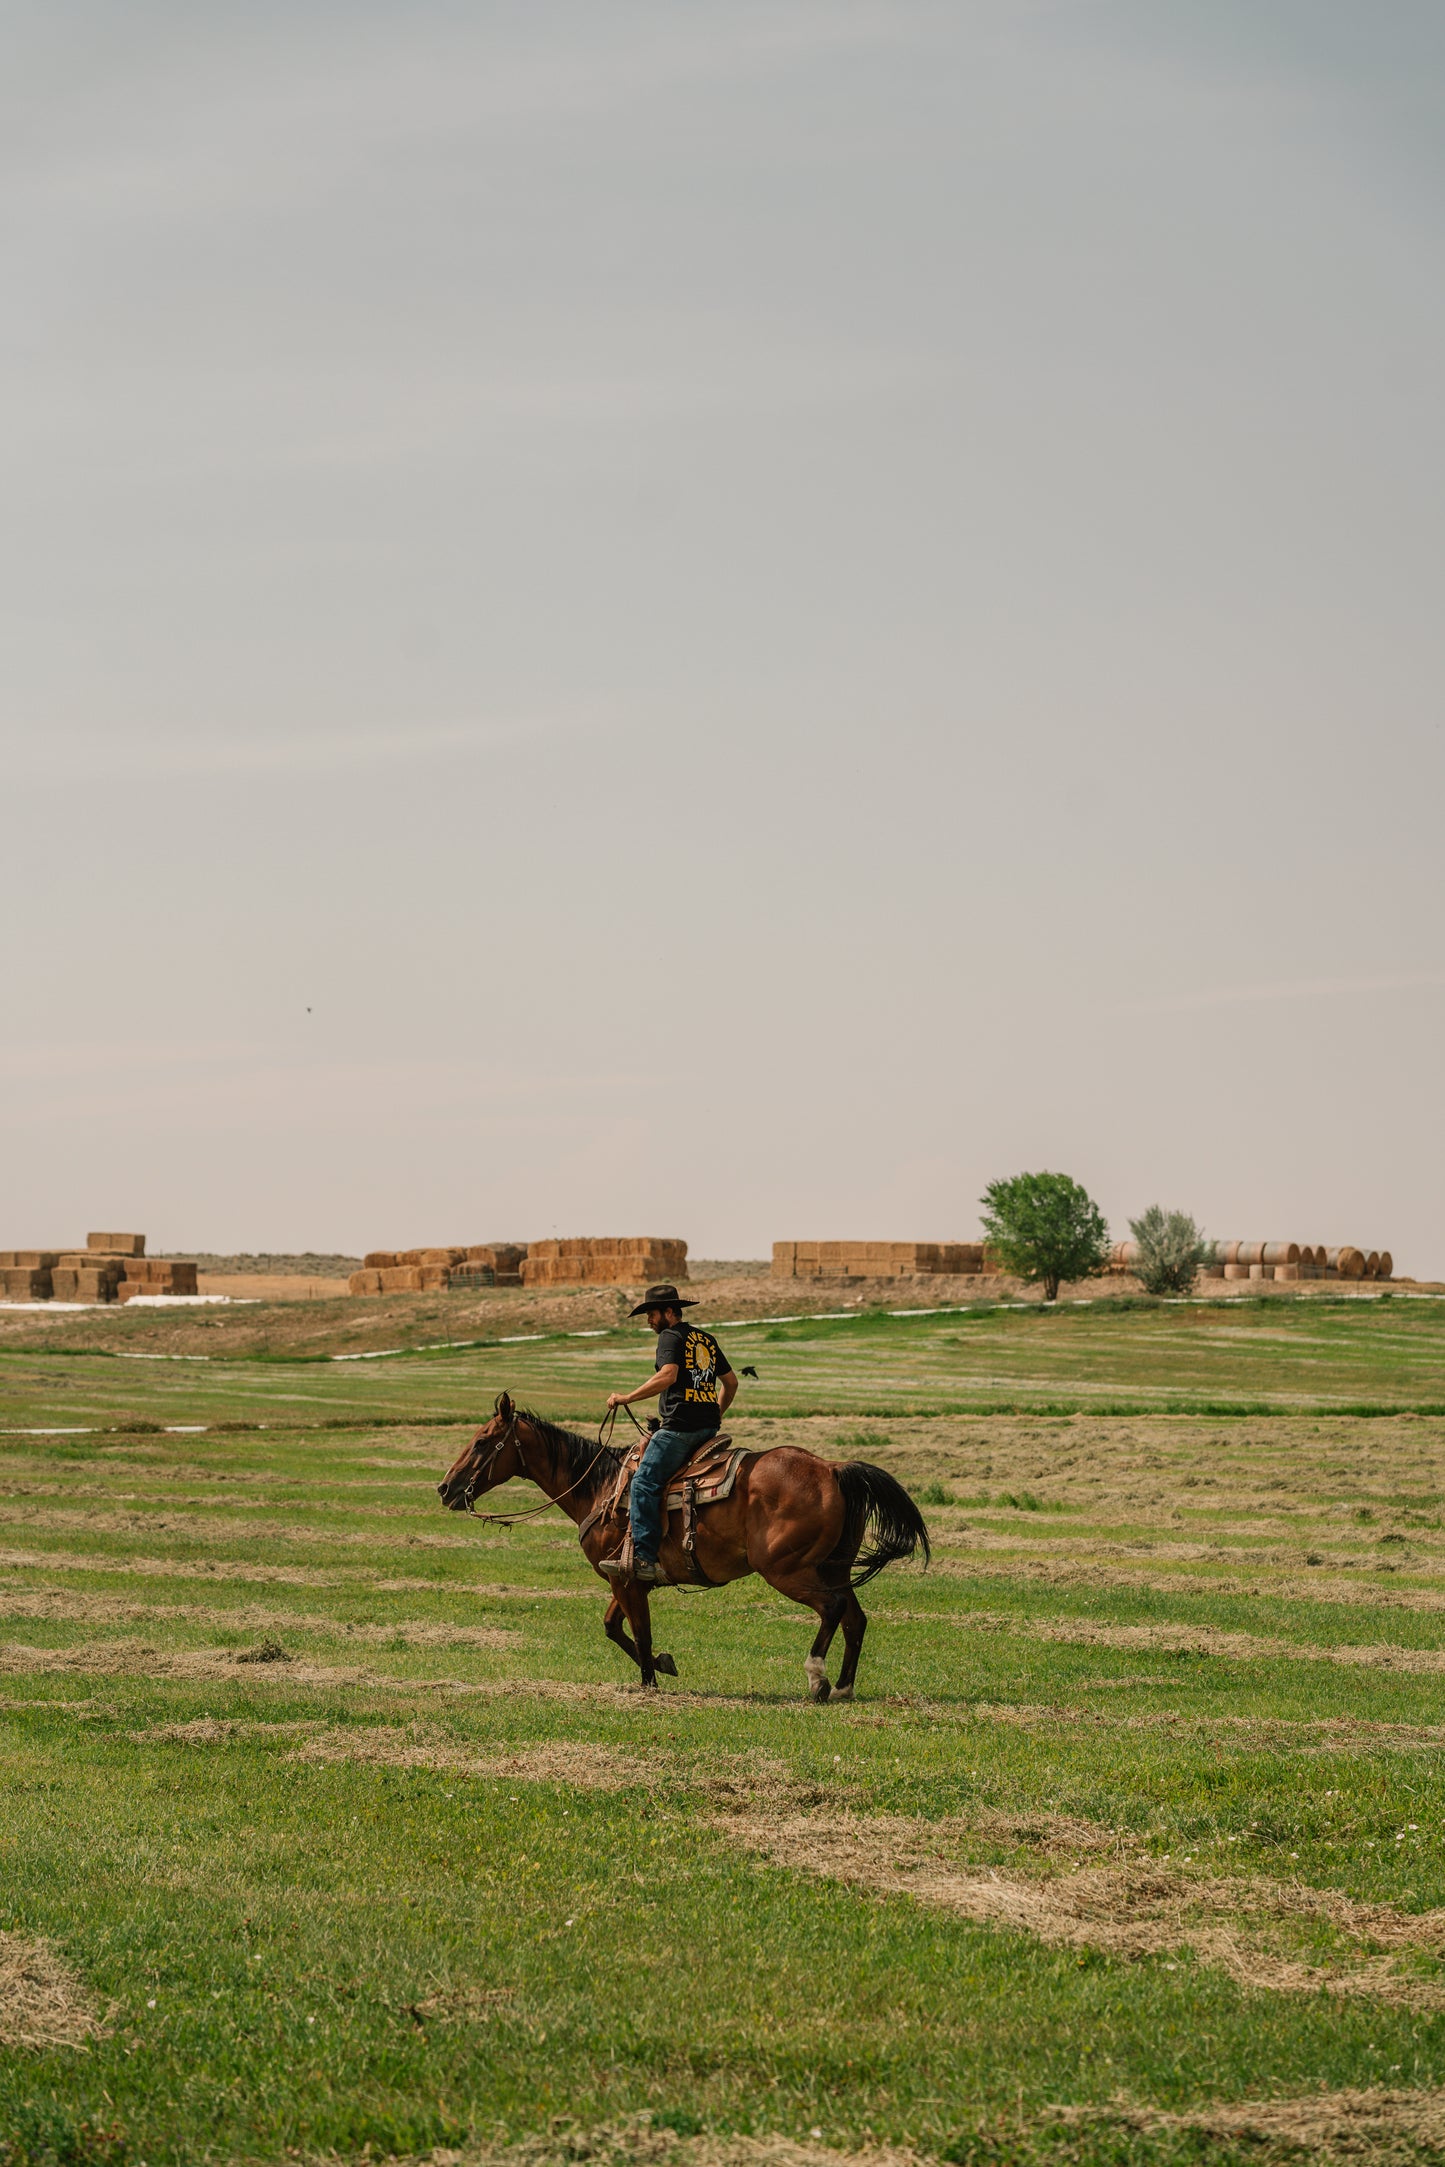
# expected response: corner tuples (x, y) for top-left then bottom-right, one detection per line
(438, 1393), (929, 1698)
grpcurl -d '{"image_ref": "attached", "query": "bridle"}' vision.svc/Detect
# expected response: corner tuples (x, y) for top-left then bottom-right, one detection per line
(457, 1398), (646, 1525)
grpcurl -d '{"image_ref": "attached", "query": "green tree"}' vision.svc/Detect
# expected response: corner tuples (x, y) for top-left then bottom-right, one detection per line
(1129, 1204), (1210, 1296)
(980, 1170), (1110, 1302)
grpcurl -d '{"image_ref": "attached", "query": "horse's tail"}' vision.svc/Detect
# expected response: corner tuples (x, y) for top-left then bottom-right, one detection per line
(831, 1462), (931, 1587)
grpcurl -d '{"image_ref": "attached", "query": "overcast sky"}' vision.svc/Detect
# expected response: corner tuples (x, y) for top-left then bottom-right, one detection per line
(3, 2), (1442, 1271)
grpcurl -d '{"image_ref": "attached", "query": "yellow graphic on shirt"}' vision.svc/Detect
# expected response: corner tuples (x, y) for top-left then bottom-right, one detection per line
(683, 1329), (719, 1405)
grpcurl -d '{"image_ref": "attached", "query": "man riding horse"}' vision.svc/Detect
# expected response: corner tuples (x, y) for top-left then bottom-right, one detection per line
(601, 1282), (738, 1585)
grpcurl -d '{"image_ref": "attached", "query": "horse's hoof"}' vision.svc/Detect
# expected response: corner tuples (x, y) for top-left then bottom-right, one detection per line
(805, 1656), (830, 1702)
(654, 1652), (678, 1677)
(810, 1678), (831, 1703)
(829, 1685), (853, 1702)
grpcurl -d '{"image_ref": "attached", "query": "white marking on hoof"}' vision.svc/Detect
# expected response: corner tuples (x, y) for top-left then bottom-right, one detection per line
(830, 1685), (853, 1702)
(805, 1656), (829, 1701)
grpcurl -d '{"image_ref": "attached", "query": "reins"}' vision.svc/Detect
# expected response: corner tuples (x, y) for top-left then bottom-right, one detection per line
(465, 1400), (645, 1526)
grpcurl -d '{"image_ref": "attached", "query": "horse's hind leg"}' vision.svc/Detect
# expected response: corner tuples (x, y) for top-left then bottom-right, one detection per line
(768, 1569), (849, 1701)
(830, 1590), (868, 1701)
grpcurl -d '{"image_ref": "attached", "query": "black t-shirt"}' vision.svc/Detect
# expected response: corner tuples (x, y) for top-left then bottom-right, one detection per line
(655, 1322), (733, 1432)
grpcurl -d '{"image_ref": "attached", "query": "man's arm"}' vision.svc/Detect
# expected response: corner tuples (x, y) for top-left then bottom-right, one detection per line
(606, 1365), (677, 1412)
(718, 1369), (739, 1416)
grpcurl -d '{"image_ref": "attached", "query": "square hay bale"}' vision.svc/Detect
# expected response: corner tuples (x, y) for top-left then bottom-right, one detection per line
(0, 1251), (60, 1270)
(379, 1266), (424, 1293)
(349, 1269), (384, 1296)
(167, 1262), (198, 1294)
(771, 1242), (797, 1276)
(87, 1233), (145, 1257)
(417, 1265), (450, 1291)
(363, 1252), (397, 1270)
(419, 1249), (455, 1267)
(73, 1272), (119, 1301)
(4, 1268), (52, 1298)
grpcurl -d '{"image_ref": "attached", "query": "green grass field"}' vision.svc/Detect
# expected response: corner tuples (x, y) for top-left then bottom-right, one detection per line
(4, 1296), (1445, 2166)
(3, 1292), (1445, 1431)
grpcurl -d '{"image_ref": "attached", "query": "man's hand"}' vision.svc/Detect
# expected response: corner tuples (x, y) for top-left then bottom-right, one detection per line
(606, 1392), (629, 1411)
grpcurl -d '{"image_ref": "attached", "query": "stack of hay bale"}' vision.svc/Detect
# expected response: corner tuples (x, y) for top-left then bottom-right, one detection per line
(0, 1234), (199, 1303)
(520, 1238), (688, 1288)
(115, 1247), (200, 1299)
(1109, 1240), (1393, 1283)
(348, 1244), (527, 1296)
(448, 1245), (528, 1291)
(0, 1251), (59, 1300)
(88, 1233), (198, 1300)
(1205, 1241), (1392, 1283)
(772, 1241), (988, 1280)
(54, 1246), (127, 1301)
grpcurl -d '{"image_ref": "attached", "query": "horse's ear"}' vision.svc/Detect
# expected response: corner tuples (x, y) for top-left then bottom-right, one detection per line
(495, 1390), (513, 1420)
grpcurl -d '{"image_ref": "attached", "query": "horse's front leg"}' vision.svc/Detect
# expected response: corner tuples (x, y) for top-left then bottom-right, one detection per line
(600, 1586), (677, 1679)
(603, 1594), (642, 1670)
(613, 1581), (659, 1687)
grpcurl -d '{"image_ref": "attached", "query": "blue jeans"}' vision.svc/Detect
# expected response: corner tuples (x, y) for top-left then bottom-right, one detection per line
(630, 1424), (717, 1563)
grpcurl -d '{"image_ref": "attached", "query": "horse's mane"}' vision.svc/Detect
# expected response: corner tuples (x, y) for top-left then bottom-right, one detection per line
(518, 1408), (624, 1499)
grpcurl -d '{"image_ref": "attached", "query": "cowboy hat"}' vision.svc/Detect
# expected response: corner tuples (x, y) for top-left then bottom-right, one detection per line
(628, 1282), (698, 1317)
